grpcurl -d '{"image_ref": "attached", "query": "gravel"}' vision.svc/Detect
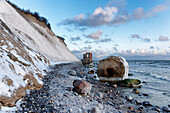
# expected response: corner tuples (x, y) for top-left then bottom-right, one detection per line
(16, 63), (165, 113)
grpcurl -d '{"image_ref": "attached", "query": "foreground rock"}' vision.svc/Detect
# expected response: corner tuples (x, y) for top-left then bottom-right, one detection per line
(73, 80), (92, 95)
(97, 56), (129, 82)
(118, 79), (141, 88)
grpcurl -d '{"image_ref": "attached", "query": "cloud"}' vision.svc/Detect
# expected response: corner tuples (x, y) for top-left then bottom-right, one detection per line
(131, 34), (140, 39)
(150, 46), (154, 49)
(60, 1), (169, 27)
(130, 34), (151, 43)
(158, 36), (169, 42)
(100, 38), (112, 42)
(85, 30), (103, 40)
(70, 36), (81, 41)
(72, 47), (170, 60)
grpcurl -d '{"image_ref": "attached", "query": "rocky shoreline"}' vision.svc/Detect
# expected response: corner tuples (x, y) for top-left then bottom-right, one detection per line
(16, 63), (169, 113)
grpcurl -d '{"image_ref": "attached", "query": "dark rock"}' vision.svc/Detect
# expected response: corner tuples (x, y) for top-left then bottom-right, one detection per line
(136, 100), (142, 105)
(132, 100), (137, 104)
(162, 106), (170, 112)
(168, 105), (170, 108)
(73, 80), (92, 95)
(128, 73), (133, 76)
(118, 79), (141, 88)
(138, 107), (143, 111)
(143, 101), (152, 107)
(143, 93), (149, 96)
(132, 89), (140, 94)
(142, 81), (147, 84)
(152, 106), (161, 112)
(68, 70), (76, 76)
(127, 95), (133, 101)
(88, 69), (95, 74)
(90, 106), (101, 113)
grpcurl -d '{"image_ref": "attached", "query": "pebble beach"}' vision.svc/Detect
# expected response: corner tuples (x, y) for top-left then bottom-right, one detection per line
(13, 63), (169, 113)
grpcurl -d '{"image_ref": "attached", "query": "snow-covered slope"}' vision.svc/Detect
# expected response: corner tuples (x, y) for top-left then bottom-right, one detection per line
(0, 0), (79, 108)
(0, 0), (78, 62)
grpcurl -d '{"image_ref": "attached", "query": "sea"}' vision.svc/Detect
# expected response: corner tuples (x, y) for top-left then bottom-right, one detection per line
(92, 60), (170, 107)
(122, 60), (170, 107)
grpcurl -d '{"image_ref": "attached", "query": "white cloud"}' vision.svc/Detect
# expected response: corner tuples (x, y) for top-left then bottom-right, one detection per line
(130, 34), (151, 43)
(60, 1), (169, 27)
(158, 36), (169, 42)
(151, 4), (168, 13)
(85, 30), (103, 40)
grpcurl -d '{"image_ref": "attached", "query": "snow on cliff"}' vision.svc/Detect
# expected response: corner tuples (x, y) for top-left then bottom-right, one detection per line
(0, 0), (79, 108)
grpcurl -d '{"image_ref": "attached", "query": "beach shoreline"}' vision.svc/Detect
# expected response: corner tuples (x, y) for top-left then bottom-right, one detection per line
(12, 63), (169, 112)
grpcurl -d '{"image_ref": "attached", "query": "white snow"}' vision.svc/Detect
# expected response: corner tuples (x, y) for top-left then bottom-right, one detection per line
(0, 0), (80, 111)
(0, 0), (79, 62)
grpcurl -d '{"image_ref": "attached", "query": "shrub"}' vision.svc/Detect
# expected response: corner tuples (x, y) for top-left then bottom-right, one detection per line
(6, 0), (51, 29)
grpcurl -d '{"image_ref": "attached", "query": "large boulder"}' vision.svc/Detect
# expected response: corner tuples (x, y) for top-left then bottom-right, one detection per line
(97, 56), (129, 82)
(73, 80), (91, 95)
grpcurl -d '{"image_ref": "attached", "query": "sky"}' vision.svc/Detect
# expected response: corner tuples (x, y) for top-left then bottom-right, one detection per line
(9, 0), (170, 60)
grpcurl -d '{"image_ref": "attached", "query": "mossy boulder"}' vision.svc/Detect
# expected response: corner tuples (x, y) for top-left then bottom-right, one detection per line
(118, 79), (141, 88)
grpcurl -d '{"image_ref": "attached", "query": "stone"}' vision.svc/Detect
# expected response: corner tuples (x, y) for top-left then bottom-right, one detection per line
(143, 101), (152, 106)
(68, 70), (76, 76)
(138, 107), (143, 111)
(132, 89), (140, 94)
(136, 100), (142, 105)
(88, 69), (95, 74)
(152, 106), (161, 112)
(127, 95), (133, 101)
(97, 56), (129, 82)
(128, 73), (133, 76)
(162, 106), (170, 112)
(143, 93), (149, 96)
(128, 106), (134, 111)
(113, 84), (117, 88)
(96, 93), (103, 98)
(90, 107), (101, 113)
(118, 79), (141, 88)
(73, 80), (92, 95)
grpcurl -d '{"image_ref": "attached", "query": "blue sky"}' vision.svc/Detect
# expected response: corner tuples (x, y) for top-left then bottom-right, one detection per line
(10, 0), (170, 60)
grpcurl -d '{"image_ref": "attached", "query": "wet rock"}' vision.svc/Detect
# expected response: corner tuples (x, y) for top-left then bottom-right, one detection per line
(162, 106), (170, 112)
(97, 56), (129, 82)
(88, 69), (95, 74)
(127, 95), (133, 101)
(68, 70), (76, 76)
(73, 80), (91, 95)
(143, 93), (149, 96)
(128, 73), (133, 76)
(90, 106), (101, 113)
(118, 79), (141, 88)
(96, 92), (103, 98)
(142, 81), (147, 84)
(152, 106), (161, 112)
(128, 106), (134, 111)
(132, 89), (140, 94)
(113, 84), (117, 88)
(132, 100), (137, 104)
(138, 107), (143, 111)
(136, 100), (142, 105)
(143, 101), (152, 107)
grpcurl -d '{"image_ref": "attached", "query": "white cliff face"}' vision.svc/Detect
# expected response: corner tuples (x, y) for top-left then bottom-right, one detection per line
(0, 0), (79, 62)
(0, 0), (79, 107)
